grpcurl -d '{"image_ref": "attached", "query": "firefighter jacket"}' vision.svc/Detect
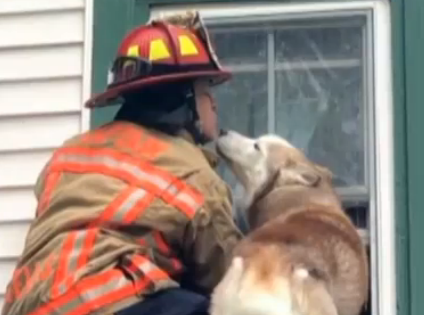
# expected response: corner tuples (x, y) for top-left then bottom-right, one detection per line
(1, 121), (242, 315)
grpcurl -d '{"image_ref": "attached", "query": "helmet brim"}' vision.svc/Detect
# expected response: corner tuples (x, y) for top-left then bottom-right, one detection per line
(85, 70), (231, 108)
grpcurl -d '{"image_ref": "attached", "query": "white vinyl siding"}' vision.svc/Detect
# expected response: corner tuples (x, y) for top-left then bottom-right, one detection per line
(0, 0), (93, 310)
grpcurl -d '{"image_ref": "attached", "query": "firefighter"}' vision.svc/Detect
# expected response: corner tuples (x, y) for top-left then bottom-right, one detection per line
(1, 11), (243, 315)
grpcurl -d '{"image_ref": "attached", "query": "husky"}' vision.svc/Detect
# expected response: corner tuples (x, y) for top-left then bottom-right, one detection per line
(210, 130), (368, 315)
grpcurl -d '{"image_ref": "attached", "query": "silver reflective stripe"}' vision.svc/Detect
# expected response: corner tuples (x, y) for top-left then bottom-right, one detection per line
(49, 259), (173, 314)
(51, 274), (130, 315)
(58, 153), (203, 217)
(154, 278), (177, 291)
(113, 188), (147, 222)
(58, 282), (68, 297)
(58, 154), (170, 190)
(167, 184), (179, 195)
(175, 192), (199, 212)
(137, 260), (155, 275)
(53, 295), (84, 315)
(58, 230), (89, 295)
(82, 274), (129, 302)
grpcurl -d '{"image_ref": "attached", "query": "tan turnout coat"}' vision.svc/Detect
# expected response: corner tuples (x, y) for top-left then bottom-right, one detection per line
(1, 121), (242, 315)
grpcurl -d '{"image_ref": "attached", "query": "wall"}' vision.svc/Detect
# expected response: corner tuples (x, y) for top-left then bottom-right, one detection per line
(89, 1), (424, 315)
(0, 0), (92, 309)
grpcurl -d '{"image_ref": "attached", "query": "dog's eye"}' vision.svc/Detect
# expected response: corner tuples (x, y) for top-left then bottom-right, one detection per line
(254, 143), (260, 151)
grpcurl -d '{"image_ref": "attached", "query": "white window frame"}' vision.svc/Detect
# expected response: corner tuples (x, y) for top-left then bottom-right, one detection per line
(152, 2), (395, 315)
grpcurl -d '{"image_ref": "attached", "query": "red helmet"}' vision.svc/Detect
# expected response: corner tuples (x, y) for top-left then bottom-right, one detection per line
(85, 12), (231, 108)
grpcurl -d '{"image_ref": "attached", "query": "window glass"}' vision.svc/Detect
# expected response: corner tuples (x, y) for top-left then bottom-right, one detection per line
(212, 29), (267, 64)
(209, 17), (367, 189)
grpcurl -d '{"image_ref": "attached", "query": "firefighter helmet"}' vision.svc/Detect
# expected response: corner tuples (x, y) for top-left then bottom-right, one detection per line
(85, 11), (231, 108)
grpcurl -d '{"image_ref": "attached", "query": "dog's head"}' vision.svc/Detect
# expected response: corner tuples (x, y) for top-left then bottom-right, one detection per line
(216, 130), (333, 206)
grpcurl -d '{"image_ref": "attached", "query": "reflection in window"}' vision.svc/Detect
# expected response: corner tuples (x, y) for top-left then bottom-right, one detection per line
(208, 18), (372, 274)
(210, 17), (367, 189)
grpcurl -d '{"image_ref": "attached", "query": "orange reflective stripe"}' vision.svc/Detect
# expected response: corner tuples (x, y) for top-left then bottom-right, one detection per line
(51, 186), (155, 299)
(124, 255), (170, 287)
(95, 186), (140, 223)
(152, 232), (183, 272)
(140, 136), (169, 160)
(50, 147), (204, 219)
(122, 190), (155, 224)
(5, 285), (13, 303)
(135, 232), (183, 274)
(80, 123), (126, 145)
(52, 229), (98, 298)
(76, 228), (97, 270)
(21, 252), (57, 297)
(28, 256), (170, 315)
(153, 231), (171, 255)
(115, 125), (143, 153)
(11, 265), (30, 299)
(7, 252), (58, 304)
(30, 269), (124, 315)
(52, 232), (78, 298)
(40, 253), (55, 280)
(93, 186), (155, 225)
(37, 171), (62, 217)
(80, 123), (169, 160)
(170, 257), (183, 271)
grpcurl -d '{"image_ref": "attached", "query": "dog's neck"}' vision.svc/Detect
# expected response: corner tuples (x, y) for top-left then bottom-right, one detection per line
(247, 182), (341, 231)
(237, 170), (280, 216)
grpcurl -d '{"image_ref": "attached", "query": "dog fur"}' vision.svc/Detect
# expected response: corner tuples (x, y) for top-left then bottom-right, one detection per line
(210, 130), (369, 315)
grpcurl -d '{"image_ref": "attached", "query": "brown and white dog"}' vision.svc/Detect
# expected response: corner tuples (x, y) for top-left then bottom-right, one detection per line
(210, 130), (369, 315)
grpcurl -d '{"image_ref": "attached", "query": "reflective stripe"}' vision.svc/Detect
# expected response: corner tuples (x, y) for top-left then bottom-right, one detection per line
(58, 153), (171, 189)
(52, 186), (155, 298)
(123, 255), (172, 292)
(50, 147), (204, 219)
(81, 273), (128, 304)
(28, 256), (172, 315)
(77, 229), (97, 270)
(123, 190), (155, 223)
(113, 188), (153, 223)
(79, 122), (169, 160)
(109, 187), (146, 222)
(153, 231), (171, 255)
(52, 229), (98, 298)
(153, 232), (183, 273)
(52, 232), (78, 298)
(59, 231), (87, 295)
(37, 171), (62, 217)
(95, 186), (139, 223)
(140, 232), (183, 274)
(95, 186), (155, 225)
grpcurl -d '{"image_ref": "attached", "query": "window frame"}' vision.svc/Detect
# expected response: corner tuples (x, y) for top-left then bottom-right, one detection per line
(152, 2), (395, 315)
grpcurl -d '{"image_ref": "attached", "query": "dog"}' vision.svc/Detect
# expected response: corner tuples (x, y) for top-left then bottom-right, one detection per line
(210, 130), (369, 315)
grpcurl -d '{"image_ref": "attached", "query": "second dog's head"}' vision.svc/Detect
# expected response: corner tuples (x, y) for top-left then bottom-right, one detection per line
(216, 130), (333, 207)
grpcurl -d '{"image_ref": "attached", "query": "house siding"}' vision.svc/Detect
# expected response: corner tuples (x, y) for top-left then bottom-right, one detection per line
(0, 0), (92, 309)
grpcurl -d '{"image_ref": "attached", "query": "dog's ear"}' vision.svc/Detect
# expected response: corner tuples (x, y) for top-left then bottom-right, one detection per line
(277, 164), (321, 187)
(314, 165), (333, 182)
(295, 167), (321, 187)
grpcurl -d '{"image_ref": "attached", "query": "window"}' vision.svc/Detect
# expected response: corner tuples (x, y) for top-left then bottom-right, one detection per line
(211, 17), (367, 190)
(153, 2), (394, 315)
(210, 17), (372, 248)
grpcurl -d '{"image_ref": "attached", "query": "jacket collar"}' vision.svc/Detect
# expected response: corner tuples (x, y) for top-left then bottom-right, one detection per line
(178, 130), (220, 168)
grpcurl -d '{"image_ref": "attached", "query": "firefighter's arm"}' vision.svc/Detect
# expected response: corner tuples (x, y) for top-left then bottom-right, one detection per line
(182, 173), (243, 294)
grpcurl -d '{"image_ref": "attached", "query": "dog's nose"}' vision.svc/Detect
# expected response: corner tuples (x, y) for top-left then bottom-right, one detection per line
(219, 129), (228, 137)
